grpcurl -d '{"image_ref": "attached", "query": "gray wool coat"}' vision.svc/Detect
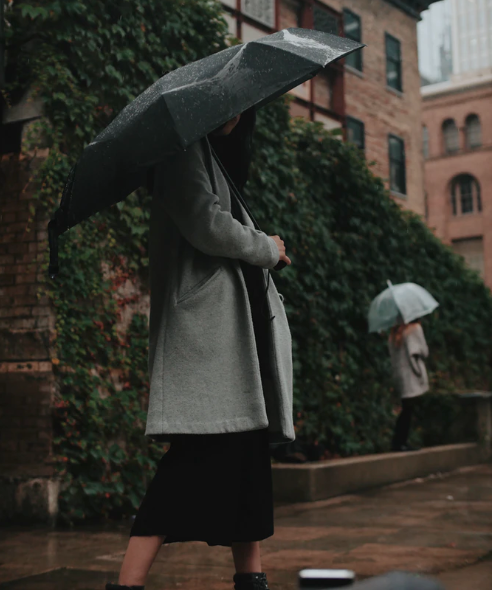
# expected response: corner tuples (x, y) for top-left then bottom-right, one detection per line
(145, 137), (295, 444)
(388, 323), (429, 399)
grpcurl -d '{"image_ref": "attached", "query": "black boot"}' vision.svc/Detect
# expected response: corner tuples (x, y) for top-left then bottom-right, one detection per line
(234, 572), (269, 590)
(105, 584), (144, 589)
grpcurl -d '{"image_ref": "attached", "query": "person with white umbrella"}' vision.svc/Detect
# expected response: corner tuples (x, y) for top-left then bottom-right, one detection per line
(368, 281), (439, 452)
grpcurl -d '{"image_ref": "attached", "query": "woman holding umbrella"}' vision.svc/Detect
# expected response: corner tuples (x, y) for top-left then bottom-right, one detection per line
(46, 27), (363, 591)
(388, 318), (429, 451)
(107, 109), (294, 590)
(368, 281), (439, 453)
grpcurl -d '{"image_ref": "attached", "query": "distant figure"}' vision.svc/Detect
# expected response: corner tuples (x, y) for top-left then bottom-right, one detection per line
(388, 320), (429, 452)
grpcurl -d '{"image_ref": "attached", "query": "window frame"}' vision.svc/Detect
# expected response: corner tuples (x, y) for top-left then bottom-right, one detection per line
(385, 32), (402, 92)
(465, 114), (482, 149)
(343, 9), (363, 72)
(240, 0), (275, 28)
(388, 133), (406, 195)
(451, 236), (485, 280)
(223, 0), (346, 128)
(422, 124), (429, 159)
(442, 118), (460, 154)
(313, 2), (340, 36)
(451, 174), (482, 216)
(346, 116), (365, 151)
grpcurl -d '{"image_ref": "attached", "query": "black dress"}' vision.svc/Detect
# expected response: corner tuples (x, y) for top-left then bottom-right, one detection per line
(130, 199), (274, 547)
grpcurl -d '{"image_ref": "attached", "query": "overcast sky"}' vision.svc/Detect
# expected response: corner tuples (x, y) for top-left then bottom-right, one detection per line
(417, 0), (452, 83)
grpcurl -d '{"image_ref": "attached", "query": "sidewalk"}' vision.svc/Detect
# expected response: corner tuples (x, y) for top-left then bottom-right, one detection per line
(0, 465), (491, 590)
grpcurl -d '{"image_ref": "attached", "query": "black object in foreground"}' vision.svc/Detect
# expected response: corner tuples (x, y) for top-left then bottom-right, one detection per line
(48, 28), (363, 278)
(299, 570), (443, 590)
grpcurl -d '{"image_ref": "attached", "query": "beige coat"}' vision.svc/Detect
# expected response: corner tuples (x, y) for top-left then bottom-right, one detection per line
(388, 323), (429, 399)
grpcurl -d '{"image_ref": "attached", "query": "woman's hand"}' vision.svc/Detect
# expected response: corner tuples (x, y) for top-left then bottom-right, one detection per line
(270, 235), (292, 266)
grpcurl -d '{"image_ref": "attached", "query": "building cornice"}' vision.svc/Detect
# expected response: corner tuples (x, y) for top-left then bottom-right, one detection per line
(421, 74), (492, 100)
(384, 0), (442, 20)
(425, 144), (492, 164)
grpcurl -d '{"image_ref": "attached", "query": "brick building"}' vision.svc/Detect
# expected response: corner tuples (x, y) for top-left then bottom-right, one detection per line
(0, 149), (59, 523)
(422, 73), (492, 287)
(222, 0), (440, 215)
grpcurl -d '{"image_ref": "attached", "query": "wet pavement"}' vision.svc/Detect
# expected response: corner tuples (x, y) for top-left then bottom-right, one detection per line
(0, 465), (491, 590)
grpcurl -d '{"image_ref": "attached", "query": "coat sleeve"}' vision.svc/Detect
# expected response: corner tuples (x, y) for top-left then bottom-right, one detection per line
(407, 325), (429, 358)
(159, 141), (280, 269)
(405, 325), (427, 377)
(418, 325), (429, 359)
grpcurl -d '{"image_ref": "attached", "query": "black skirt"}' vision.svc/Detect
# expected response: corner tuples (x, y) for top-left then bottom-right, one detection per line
(130, 428), (274, 546)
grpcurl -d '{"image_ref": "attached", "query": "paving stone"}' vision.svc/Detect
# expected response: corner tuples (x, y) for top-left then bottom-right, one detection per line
(0, 465), (490, 590)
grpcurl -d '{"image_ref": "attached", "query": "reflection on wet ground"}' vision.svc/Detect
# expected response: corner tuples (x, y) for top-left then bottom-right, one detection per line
(0, 465), (491, 590)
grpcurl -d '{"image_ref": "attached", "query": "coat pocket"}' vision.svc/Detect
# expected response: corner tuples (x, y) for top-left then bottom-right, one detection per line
(176, 266), (223, 305)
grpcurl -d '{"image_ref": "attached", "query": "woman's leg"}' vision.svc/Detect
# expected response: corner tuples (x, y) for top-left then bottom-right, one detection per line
(231, 541), (269, 589)
(392, 398), (414, 450)
(118, 535), (165, 587)
(231, 541), (262, 573)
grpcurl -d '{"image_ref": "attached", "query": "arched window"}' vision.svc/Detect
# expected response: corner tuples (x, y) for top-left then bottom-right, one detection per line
(465, 114), (482, 149)
(442, 119), (459, 154)
(422, 125), (429, 158)
(450, 174), (482, 215)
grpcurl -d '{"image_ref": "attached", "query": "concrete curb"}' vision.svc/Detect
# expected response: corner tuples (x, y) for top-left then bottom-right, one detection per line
(272, 442), (486, 503)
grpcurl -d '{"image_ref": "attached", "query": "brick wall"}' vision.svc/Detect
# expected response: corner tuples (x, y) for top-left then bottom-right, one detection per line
(324, 0), (425, 215)
(0, 152), (56, 516)
(422, 80), (492, 287)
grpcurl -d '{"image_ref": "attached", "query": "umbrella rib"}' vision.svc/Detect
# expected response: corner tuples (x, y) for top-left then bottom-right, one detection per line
(386, 279), (405, 324)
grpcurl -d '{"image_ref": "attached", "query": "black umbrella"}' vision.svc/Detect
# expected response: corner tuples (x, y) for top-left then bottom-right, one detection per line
(48, 28), (364, 277)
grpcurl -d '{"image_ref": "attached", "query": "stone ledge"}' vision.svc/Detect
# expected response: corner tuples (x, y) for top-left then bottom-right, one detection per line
(0, 474), (59, 525)
(272, 443), (486, 503)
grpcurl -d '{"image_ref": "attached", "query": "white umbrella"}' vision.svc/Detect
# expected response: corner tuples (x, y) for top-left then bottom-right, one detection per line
(368, 280), (439, 333)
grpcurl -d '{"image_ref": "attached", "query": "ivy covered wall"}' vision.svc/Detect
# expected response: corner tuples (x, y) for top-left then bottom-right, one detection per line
(4, 0), (491, 522)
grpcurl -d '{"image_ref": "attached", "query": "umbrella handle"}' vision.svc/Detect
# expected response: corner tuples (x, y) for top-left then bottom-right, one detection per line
(274, 260), (287, 271)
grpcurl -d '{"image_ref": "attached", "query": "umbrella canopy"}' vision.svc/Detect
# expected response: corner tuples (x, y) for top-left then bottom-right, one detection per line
(48, 28), (363, 277)
(368, 280), (439, 333)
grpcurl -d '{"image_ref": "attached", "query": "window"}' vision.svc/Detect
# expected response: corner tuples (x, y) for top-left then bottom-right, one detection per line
(442, 119), (459, 154)
(452, 237), (484, 280)
(451, 174), (482, 215)
(388, 135), (406, 195)
(465, 114), (482, 149)
(422, 125), (429, 158)
(313, 71), (333, 109)
(279, 0), (304, 29)
(313, 5), (339, 35)
(343, 10), (362, 71)
(346, 116), (365, 150)
(385, 33), (402, 91)
(241, 0), (275, 28)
